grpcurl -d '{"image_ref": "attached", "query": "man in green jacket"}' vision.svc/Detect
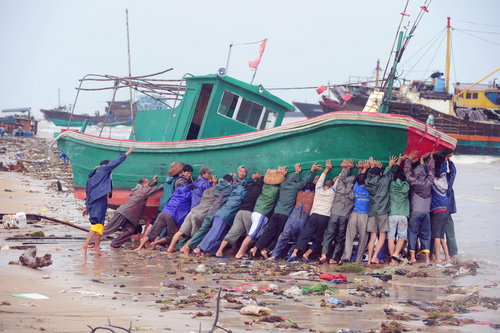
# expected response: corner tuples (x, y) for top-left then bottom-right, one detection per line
(364, 155), (400, 265)
(387, 157), (410, 265)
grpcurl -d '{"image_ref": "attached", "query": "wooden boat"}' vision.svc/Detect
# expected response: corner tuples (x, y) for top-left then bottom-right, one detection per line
(0, 108), (38, 136)
(51, 73), (456, 218)
(41, 102), (133, 127)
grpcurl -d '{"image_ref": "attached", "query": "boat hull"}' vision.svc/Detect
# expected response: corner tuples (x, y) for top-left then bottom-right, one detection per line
(55, 112), (456, 211)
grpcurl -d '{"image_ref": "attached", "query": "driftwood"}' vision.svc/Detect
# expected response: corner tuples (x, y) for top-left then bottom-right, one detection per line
(19, 248), (52, 269)
(31, 214), (89, 233)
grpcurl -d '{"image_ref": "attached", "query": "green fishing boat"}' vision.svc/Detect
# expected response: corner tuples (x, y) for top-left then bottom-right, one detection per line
(51, 73), (456, 221)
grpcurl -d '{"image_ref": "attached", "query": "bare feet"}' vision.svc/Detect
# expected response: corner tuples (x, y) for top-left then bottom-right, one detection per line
(180, 245), (190, 256)
(319, 254), (327, 264)
(249, 247), (257, 258)
(81, 244), (88, 257)
(371, 257), (380, 264)
(167, 247), (176, 253)
(329, 259), (338, 265)
(260, 249), (268, 259)
(92, 247), (104, 256)
(192, 248), (201, 256)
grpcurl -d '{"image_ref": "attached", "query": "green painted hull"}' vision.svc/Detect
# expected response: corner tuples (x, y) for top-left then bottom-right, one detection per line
(50, 118), (132, 127)
(55, 112), (456, 194)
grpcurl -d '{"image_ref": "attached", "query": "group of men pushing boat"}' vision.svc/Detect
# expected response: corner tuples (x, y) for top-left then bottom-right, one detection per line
(81, 147), (458, 267)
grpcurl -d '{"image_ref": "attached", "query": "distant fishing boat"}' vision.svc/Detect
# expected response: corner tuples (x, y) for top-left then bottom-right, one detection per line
(51, 72), (456, 220)
(0, 107), (38, 136)
(41, 102), (133, 127)
(295, 17), (500, 156)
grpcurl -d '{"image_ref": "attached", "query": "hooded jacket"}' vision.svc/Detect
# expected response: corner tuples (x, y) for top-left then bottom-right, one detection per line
(238, 178), (264, 212)
(162, 184), (193, 225)
(430, 161), (449, 212)
(389, 178), (410, 217)
(190, 176), (212, 209)
(447, 160), (457, 215)
(365, 165), (398, 216)
(214, 182), (248, 222)
(404, 158), (435, 213)
(330, 167), (355, 218)
(158, 175), (178, 211)
(85, 153), (127, 206)
(273, 171), (313, 216)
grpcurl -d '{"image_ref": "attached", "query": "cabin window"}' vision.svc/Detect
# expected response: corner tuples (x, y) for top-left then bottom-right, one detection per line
(217, 91), (278, 129)
(258, 109), (278, 129)
(465, 93), (471, 99)
(472, 93), (478, 99)
(218, 92), (239, 118)
(235, 99), (264, 128)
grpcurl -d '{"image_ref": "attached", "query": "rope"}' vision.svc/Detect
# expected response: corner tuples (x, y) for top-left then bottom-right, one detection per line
(455, 29), (500, 47)
(381, 0), (410, 91)
(50, 111), (457, 151)
(420, 32), (446, 82)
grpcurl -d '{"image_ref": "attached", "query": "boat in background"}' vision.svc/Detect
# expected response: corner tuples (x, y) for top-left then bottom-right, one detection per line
(41, 101), (134, 127)
(0, 107), (38, 136)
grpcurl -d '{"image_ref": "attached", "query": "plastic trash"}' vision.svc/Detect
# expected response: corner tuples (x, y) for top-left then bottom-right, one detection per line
(239, 305), (272, 316)
(328, 298), (342, 305)
(301, 283), (330, 293)
(283, 286), (304, 297)
(195, 264), (207, 273)
(11, 293), (49, 300)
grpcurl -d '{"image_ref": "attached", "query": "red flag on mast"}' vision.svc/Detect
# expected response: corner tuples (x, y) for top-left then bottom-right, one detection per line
(248, 39), (267, 70)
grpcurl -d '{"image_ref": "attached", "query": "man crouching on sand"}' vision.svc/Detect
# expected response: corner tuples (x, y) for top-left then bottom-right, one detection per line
(82, 147), (134, 256)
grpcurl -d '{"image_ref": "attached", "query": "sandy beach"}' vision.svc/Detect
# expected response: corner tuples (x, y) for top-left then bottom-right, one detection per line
(1, 135), (499, 333)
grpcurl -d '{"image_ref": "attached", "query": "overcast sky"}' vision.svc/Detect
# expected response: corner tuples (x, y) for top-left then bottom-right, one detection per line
(1, 0), (498, 118)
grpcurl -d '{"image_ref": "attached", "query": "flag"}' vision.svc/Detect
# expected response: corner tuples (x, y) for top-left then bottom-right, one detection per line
(248, 39), (267, 70)
(316, 85), (327, 95)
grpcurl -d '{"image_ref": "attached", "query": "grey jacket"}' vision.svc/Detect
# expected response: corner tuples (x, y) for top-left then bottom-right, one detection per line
(117, 185), (163, 227)
(330, 168), (355, 218)
(404, 158), (435, 213)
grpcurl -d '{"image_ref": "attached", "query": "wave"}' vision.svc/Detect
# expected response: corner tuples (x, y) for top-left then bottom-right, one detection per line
(456, 194), (500, 205)
(453, 155), (500, 165)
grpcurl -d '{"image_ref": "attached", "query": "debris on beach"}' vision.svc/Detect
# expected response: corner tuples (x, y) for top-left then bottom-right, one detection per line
(2, 212), (28, 229)
(19, 248), (52, 269)
(381, 320), (411, 332)
(239, 305), (272, 316)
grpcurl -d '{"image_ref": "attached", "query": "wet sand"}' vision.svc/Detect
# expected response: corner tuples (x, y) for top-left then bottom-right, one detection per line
(1, 136), (499, 332)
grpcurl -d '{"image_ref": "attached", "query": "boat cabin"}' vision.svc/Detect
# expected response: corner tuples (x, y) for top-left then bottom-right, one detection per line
(131, 74), (294, 141)
(454, 83), (500, 110)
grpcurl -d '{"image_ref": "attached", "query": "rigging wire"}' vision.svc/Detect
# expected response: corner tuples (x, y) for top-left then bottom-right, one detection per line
(380, 0), (410, 90)
(420, 31), (446, 81)
(454, 19), (500, 28)
(457, 28), (500, 35)
(455, 29), (500, 47)
(400, 27), (445, 69)
(450, 29), (458, 86)
(405, 29), (445, 77)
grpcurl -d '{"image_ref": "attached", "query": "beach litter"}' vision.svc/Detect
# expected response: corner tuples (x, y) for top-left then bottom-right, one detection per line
(19, 248), (52, 269)
(239, 305), (272, 316)
(11, 293), (49, 300)
(2, 212), (27, 229)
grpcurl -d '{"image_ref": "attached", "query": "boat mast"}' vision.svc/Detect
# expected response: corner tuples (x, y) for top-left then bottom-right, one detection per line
(126, 9), (136, 140)
(380, 31), (404, 114)
(445, 17), (451, 92)
(375, 59), (381, 88)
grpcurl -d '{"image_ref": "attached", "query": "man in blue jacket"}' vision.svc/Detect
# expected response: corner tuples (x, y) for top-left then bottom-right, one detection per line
(81, 146), (134, 256)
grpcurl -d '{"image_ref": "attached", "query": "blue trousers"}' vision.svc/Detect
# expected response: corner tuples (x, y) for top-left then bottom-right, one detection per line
(198, 216), (230, 254)
(271, 206), (309, 258)
(408, 212), (431, 253)
(88, 196), (108, 225)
